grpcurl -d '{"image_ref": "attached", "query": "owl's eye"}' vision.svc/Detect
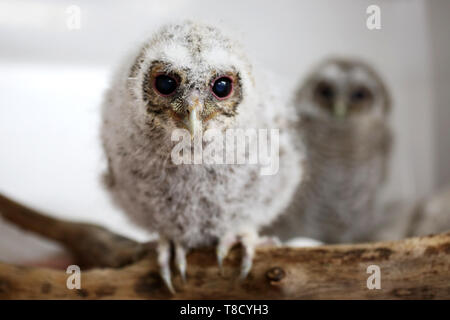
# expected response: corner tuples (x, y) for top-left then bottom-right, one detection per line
(316, 82), (334, 100)
(314, 81), (334, 102)
(154, 74), (178, 96)
(211, 76), (233, 99)
(350, 87), (371, 103)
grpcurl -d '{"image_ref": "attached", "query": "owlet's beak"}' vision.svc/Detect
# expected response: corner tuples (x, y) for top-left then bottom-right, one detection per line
(184, 92), (203, 139)
(333, 101), (347, 118)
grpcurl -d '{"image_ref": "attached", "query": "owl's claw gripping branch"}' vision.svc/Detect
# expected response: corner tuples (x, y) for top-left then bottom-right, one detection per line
(217, 229), (272, 279)
(175, 242), (188, 283)
(217, 233), (238, 275)
(157, 238), (175, 294)
(239, 231), (258, 279)
(155, 239), (189, 293)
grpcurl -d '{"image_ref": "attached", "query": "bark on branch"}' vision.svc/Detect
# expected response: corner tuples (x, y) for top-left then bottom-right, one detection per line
(0, 193), (449, 299)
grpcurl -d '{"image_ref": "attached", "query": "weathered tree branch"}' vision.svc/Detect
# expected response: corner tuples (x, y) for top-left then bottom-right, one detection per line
(0, 193), (449, 299)
(0, 193), (150, 269)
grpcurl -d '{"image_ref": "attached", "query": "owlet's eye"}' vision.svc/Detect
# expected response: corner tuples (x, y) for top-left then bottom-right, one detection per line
(154, 74), (178, 96)
(314, 81), (334, 102)
(211, 77), (233, 99)
(350, 87), (371, 103)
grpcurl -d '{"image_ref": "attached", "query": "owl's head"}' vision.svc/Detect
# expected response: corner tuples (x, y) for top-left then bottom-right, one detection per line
(123, 21), (254, 138)
(296, 58), (390, 121)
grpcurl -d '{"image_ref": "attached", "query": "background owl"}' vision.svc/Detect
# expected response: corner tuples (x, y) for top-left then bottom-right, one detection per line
(101, 21), (302, 292)
(406, 186), (450, 237)
(265, 58), (392, 244)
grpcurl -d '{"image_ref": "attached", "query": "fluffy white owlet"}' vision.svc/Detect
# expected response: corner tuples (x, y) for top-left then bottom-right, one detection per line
(266, 58), (392, 244)
(101, 21), (303, 292)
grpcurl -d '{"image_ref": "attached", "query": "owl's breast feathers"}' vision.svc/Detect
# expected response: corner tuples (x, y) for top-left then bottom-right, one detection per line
(294, 116), (392, 242)
(104, 122), (301, 248)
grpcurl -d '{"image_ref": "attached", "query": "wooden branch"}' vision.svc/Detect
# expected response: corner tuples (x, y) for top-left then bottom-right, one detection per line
(1, 193), (449, 299)
(0, 193), (151, 268)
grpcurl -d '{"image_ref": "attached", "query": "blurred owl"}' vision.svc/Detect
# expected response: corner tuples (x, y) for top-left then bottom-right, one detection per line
(407, 186), (450, 237)
(101, 21), (303, 292)
(266, 58), (392, 244)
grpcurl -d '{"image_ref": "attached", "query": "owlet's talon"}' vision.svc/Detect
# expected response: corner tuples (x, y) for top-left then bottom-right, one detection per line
(157, 238), (175, 294)
(175, 242), (188, 283)
(239, 231), (258, 279)
(217, 234), (237, 275)
(216, 230), (262, 279)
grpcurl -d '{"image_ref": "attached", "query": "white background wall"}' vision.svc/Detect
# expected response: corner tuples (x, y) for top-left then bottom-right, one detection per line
(0, 0), (448, 262)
